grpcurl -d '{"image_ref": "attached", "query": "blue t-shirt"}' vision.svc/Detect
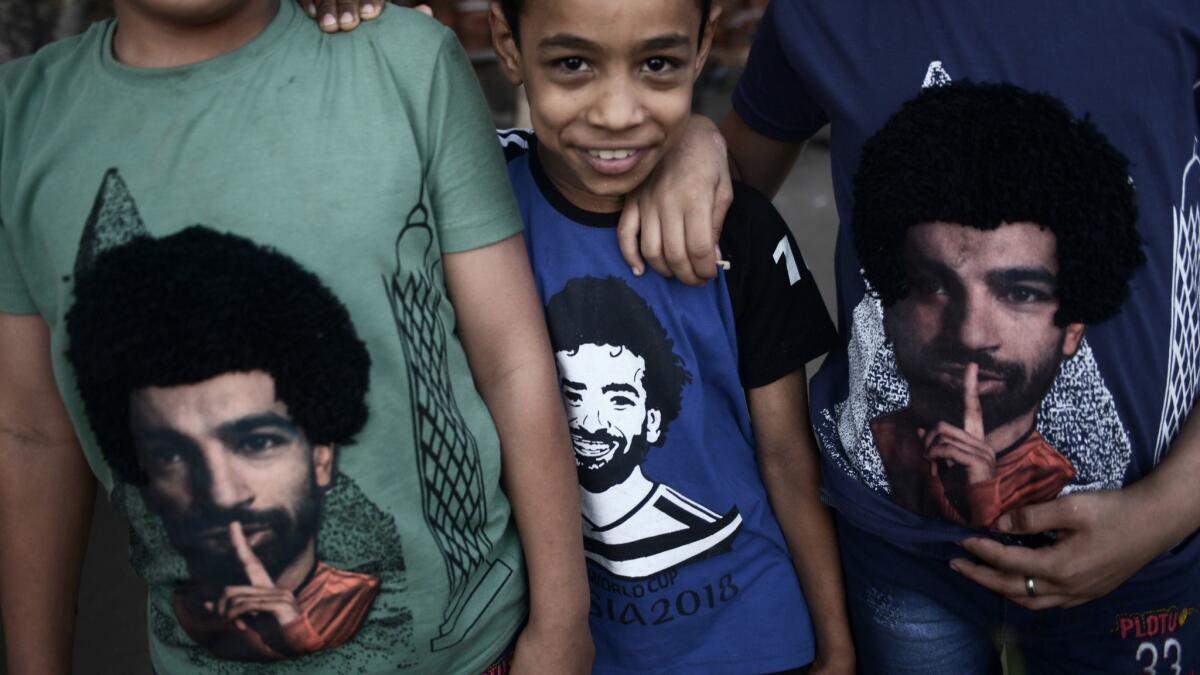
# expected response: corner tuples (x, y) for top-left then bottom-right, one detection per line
(501, 131), (836, 674)
(733, 0), (1200, 580)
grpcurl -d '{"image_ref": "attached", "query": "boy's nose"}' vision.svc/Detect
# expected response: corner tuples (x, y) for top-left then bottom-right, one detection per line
(586, 79), (646, 131)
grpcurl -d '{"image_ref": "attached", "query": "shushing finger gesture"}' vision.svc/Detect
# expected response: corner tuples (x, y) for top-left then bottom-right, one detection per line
(204, 522), (303, 633)
(921, 363), (997, 485)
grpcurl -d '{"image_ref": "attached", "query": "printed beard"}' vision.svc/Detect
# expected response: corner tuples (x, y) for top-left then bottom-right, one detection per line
(900, 344), (1063, 433)
(575, 433), (652, 493)
(163, 487), (323, 586)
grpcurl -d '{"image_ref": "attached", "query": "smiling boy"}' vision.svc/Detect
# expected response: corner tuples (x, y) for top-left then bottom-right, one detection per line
(487, 0), (854, 672)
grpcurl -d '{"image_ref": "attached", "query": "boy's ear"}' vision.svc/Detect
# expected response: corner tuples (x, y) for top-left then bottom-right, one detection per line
(489, 3), (524, 86)
(693, 5), (723, 81)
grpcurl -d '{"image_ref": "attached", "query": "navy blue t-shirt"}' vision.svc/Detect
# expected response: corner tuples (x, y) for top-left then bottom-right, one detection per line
(733, 0), (1200, 581)
(501, 130), (836, 674)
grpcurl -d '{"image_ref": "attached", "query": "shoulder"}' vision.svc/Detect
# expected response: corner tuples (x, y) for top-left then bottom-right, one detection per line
(313, 6), (462, 84)
(719, 181), (792, 259)
(0, 22), (102, 100)
(353, 4), (457, 53)
(727, 181), (783, 223)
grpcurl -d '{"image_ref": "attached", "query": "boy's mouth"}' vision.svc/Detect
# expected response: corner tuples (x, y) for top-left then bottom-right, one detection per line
(580, 147), (645, 176)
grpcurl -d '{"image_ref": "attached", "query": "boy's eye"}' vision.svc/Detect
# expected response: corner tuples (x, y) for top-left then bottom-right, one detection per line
(555, 57), (590, 73)
(642, 57), (678, 74)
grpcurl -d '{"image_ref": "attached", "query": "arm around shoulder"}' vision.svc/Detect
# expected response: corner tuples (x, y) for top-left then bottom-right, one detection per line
(0, 312), (95, 675)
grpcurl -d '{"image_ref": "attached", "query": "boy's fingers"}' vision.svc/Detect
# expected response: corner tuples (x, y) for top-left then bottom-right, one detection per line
(229, 522), (275, 588)
(957, 536), (1059, 580)
(993, 497), (1082, 535)
(617, 199), (646, 276)
(640, 210), (670, 278)
(360, 1), (383, 19)
(683, 198), (718, 282)
(663, 211), (700, 285)
(414, 4), (432, 16)
(963, 362), (984, 438)
(949, 557), (1069, 607)
(336, 0), (361, 29)
(316, 0), (340, 30)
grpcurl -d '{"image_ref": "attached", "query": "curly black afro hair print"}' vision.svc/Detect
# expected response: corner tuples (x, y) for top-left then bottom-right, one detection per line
(545, 276), (692, 446)
(852, 80), (1145, 326)
(66, 227), (372, 485)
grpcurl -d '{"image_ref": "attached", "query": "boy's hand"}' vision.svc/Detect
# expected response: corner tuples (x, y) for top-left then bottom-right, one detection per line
(299, 0), (431, 33)
(510, 619), (594, 675)
(951, 488), (1158, 609)
(618, 115), (733, 285)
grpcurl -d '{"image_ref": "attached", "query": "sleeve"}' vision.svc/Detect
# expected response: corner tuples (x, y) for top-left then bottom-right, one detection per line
(0, 217), (37, 315)
(0, 81), (37, 314)
(730, 0), (828, 142)
(720, 182), (837, 389)
(424, 30), (523, 253)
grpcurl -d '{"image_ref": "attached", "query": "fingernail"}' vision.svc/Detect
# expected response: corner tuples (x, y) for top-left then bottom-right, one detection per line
(306, 2), (315, 15)
(340, 11), (355, 24)
(948, 560), (961, 572)
(632, 267), (643, 276)
(996, 515), (1012, 532)
(362, 3), (375, 15)
(321, 13), (337, 27)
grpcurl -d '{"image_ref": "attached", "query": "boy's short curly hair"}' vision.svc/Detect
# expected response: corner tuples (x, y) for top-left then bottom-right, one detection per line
(66, 226), (372, 485)
(852, 80), (1145, 326)
(498, 0), (714, 46)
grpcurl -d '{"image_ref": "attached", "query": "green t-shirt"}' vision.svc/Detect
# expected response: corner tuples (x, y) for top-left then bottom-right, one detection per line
(0, 3), (527, 672)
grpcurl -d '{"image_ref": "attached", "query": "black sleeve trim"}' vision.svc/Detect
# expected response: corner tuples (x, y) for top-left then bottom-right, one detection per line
(720, 182), (839, 389)
(497, 128), (534, 163)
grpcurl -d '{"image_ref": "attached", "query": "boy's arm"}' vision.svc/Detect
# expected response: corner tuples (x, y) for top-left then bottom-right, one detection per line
(443, 234), (593, 675)
(0, 313), (96, 675)
(748, 372), (854, 675)
(618, 0), (821, 285)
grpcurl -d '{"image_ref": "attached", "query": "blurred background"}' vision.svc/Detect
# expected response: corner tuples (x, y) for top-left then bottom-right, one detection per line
(0, 1), (835, 671)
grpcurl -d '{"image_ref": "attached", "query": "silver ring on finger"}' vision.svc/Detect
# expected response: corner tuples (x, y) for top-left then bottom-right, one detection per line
(1025, 575), (1037, 598)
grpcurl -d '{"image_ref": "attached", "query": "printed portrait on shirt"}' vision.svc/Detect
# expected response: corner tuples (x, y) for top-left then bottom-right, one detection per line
(64, 170), (399, 663)
(545, 276), (742, 578)
(831, 81), (1144, 529)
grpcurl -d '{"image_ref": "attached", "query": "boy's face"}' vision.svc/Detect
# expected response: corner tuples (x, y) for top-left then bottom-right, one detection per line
(492, 0), (717, 212)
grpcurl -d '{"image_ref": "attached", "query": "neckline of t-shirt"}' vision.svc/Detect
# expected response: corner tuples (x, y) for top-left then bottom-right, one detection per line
(93, 0), (298, 90)
(527, 137), (623, 230)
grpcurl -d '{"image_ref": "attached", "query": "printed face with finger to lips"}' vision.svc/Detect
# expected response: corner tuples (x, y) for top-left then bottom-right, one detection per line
(871, 222), (1082, 529)
(65, 203), (383, 662)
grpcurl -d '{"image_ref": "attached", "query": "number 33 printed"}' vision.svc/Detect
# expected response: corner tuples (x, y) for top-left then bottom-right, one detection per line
(1138, 638), (1184, 675)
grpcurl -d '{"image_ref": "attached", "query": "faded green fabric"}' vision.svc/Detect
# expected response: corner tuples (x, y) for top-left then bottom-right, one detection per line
(0, 2), (526, 672)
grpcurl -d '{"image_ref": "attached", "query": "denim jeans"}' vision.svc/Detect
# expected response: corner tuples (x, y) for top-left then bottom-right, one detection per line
(838, 516), (1200, 675)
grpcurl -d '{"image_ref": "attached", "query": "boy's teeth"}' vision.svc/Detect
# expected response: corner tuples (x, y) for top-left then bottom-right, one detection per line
(589, 149), (635, 160)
